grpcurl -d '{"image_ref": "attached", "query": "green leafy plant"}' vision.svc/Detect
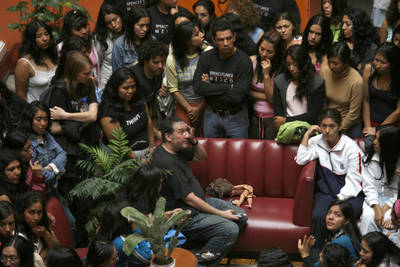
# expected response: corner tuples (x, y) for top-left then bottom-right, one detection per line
(67, 127), (143, 234)
(121, 197), (191, 265)
(6, 0), (91, 39)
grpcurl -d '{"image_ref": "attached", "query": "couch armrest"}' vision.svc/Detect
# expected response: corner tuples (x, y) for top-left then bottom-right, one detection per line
(293, 160), (316, 226)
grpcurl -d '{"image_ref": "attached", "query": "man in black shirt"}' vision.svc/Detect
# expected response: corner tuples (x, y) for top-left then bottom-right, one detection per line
(152, 117), (247, 267)
(147, 0), (189, 44)
(193, 19), (253, 138)
(131, 40), (168, 115)
(251, 0), (301, 31)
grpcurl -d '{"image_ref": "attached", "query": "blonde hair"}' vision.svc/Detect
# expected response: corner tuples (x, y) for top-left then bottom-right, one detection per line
(63, 50), (93, 98)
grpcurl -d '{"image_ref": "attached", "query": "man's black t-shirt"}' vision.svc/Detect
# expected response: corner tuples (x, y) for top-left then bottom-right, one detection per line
(147, 5), (189, 44)
(152, 145), (204, 214)
(131, 63), (161, 101)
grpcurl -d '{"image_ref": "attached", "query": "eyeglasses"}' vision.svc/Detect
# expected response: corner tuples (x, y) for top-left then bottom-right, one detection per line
(1, 255), (19, 263)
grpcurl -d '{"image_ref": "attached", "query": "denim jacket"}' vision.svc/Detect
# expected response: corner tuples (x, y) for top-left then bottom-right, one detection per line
(30, 132), (67, 188)
(111, 35), (138, 71)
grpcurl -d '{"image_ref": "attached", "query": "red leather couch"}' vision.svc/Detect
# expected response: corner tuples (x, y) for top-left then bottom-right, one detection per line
(45, 138), (317, 255)
(190, 138), (316, 254)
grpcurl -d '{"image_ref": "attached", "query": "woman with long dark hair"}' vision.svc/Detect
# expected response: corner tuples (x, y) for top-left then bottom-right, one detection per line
(357, 231), (400, 267)
(362, 43), (400, 138)
(249, 30), (284, 139)
(297, 109), (364, 249)
(24, 101), (67, 196)
(301, 14), (332, 74)
(361, 125), (400, 235)
(94, 2), (124, 89)
(111, 7), (151, 71)
(273, 12), (302, 49)
(14, 19), (57, 103)
(98, 67), (154, 159)
(166, 21), (209, 134)
(299, 200), (362, 265)
(320, 42), (364, 137)
(16, 191), (58, 258)
(321, 0), (347, 42)
(273, 44), (325, 130)
(193, 0), (217, 44)
(59, 10), (100, 86)
(340, 7), (379, 74)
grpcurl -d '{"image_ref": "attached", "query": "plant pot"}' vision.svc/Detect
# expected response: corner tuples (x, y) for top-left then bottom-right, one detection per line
(150, 258), (175, 267)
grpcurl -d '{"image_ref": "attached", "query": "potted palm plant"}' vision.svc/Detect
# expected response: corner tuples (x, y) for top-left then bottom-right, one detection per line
(67, 127), (144, 234)
(121, 197), (191, 267)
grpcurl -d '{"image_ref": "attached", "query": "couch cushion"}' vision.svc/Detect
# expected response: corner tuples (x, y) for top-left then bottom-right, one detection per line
(232, 197), (310, 253)
(190, 139), (304, 198)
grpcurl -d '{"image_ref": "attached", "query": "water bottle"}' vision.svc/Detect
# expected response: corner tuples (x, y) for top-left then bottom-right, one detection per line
(81, 97), (89, 112)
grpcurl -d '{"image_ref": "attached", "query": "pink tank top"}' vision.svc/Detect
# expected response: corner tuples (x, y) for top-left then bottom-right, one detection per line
(252, 59), (274, 118)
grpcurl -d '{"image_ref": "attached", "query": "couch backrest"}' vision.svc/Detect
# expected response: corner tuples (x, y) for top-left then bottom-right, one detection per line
(189, 138), (304, 198)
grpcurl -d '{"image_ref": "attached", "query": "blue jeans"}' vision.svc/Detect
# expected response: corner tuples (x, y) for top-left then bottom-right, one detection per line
(182, 198), (247, 267)
(203, 106), (249, 138)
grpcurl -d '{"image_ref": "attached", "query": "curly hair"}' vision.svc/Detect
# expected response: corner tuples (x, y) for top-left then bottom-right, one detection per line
(99, 67), (144, 123)
(172, 21), (203, 70)
(123, 7), (151, 49)
(205, 178), (233, 199)
(284, 45), (315, 99)
(137, 39), (168, 65)
(94, 2), (124, 52)
(386, 0), (400, 29)
(226, 0), (260, 32)
(340, 8), (379, 59)
(19, 19), (58, 67)
(218, 13), (257, 56)
(301, 14), (332, 64)
(321, 0), (348, 25)
(255, 30), (285, 83)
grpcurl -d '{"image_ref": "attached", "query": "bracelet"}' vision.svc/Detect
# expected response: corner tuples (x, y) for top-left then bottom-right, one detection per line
(190, 139), (198, 146)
